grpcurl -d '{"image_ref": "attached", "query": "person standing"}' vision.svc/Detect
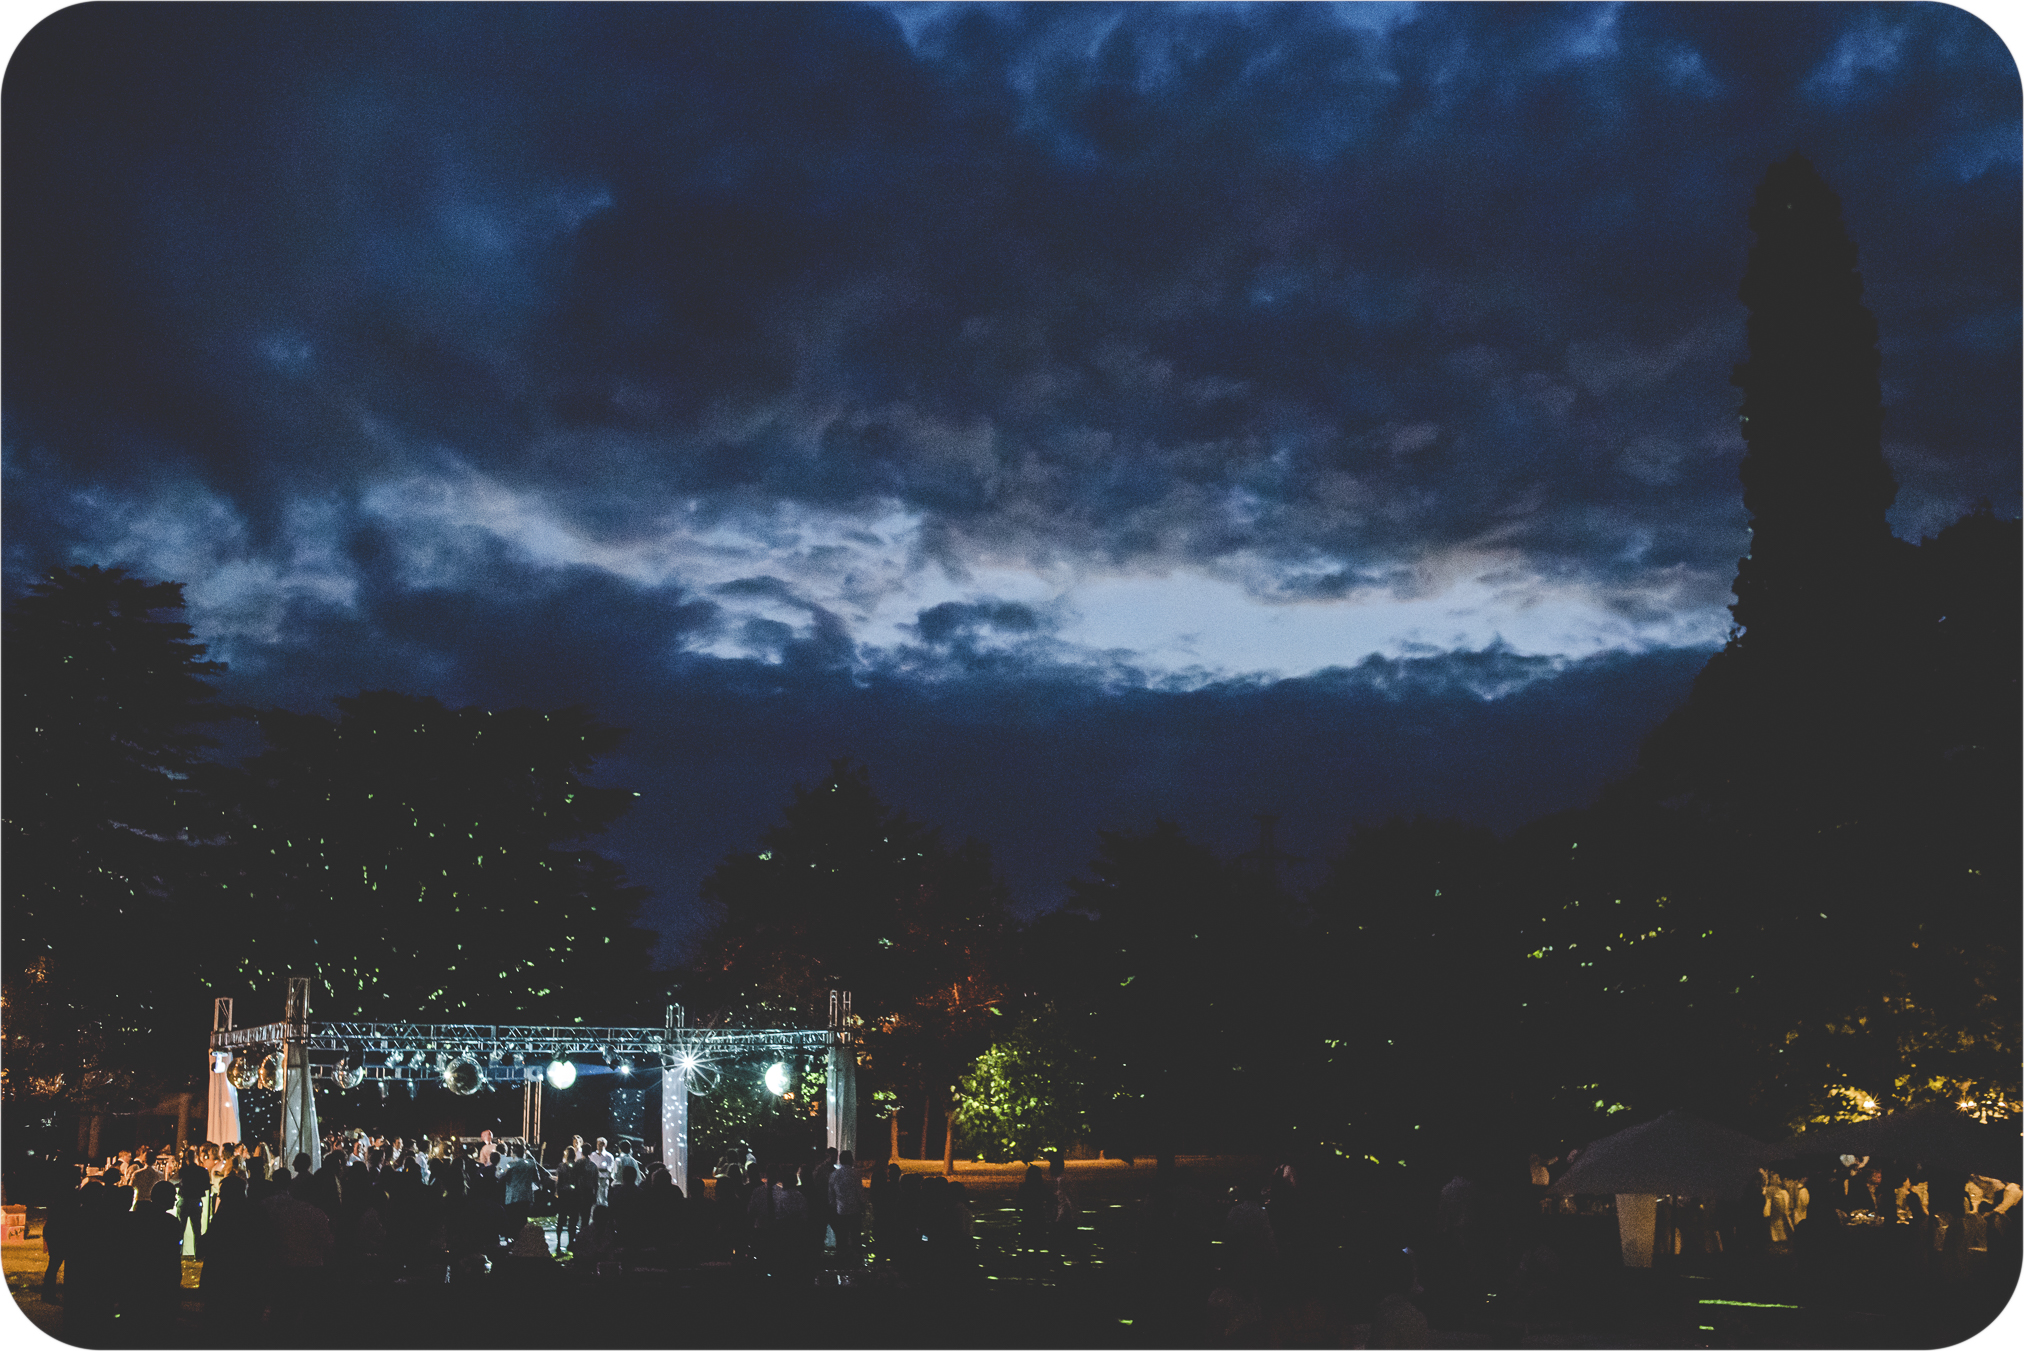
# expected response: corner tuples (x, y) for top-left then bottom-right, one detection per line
(810, 1147), (838, 1260)
(587, 1137), (616, 1207)
(38, 1181), (77, 1301)
(198, 1176), (272, 1339)
(1047, 1156), (1080, 1255)
(498, 1142), (542, 1237)
(123, 1182), (185, 1341)
(828, 1150), (866, 1267)
(612, 1140), (644, 1190)
(1017, 1164), (1051, 1255)
(556, 1147), (594, 1255)
(62, 1184), (118, 1344)
(1226, 1178), (1279, 1299)
(177, 1147), (212, 1254)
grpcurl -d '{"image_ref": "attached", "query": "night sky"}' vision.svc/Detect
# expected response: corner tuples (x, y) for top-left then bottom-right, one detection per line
(5, 4), (2017, 961)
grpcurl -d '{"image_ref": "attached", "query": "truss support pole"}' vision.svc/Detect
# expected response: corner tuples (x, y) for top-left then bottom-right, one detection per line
(662, 1001), (690, 1190)
(826, 989), (856, 1160)
(279, 977), (319, 1170)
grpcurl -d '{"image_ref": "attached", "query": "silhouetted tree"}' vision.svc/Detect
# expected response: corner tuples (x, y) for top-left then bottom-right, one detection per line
(1533, 157), (2020, 1133)
(1304, 818), (1540, 1168)
(1640, 153), (1921, 821)
(1030, 820), (1298, 1156)
(3, 565), (238, 1127)
(223, 691), (656, 1024)
(691, 760), (1010, 1159)
(1729, 152), (1903, 652)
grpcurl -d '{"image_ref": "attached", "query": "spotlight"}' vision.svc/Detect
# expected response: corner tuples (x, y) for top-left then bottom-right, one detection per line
(616, 1058), (633, 1077)
(545, 1056), (577, 1091)
(678, 1052), (700, 1072)
(764, 1062), (790, 1095)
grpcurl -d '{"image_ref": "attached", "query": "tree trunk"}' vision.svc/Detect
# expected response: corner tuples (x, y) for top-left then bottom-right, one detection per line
(921, 1087), (933, 1160)
(943, 1106), (956, 1176)
(889, 1108), (900, 1161)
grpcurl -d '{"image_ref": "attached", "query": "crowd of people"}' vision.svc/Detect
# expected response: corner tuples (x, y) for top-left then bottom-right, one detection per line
(1752, 1154), (2022, 1288)
(32, 1135), (1352, 1345)
(41, 1130), (714, 1344)
(34, 1128), (2016, 1347)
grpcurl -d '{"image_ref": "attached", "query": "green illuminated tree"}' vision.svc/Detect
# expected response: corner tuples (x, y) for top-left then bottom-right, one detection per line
(954, 1009), (1092, 1162)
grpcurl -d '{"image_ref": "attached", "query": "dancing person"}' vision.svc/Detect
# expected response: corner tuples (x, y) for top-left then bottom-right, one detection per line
(497, 1142), (542, 1237)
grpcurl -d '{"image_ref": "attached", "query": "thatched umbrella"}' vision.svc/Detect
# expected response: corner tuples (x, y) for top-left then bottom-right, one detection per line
(1549, 1109), (1780, 1201)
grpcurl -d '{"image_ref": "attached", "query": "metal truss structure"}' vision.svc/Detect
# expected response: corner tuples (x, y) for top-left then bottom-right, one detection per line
(215, 1019), (834, 1083)
(207, 982), (857, 1185)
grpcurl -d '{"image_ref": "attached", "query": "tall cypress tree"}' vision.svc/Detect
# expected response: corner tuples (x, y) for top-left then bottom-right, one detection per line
(1585, 157), (2020, 1127)
(1728, 153), (1903, 654)
(1637, 154), (1916, 812)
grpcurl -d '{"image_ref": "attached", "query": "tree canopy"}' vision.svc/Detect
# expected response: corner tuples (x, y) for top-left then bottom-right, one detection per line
(222, 691), (656, 1024)
(3, 566), (234, 1111)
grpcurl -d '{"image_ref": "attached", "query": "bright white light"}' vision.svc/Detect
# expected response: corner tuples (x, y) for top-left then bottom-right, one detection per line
(545, 1057), (577, 1090)
(616, 1058), (633, 1077)
(678, 1053), (700, 1072)
(764, 1062), (790, 1095)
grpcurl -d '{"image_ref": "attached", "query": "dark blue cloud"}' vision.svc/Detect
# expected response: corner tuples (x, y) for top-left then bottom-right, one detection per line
(913, 599), (1044, 646)
(4, 3), (2014, 957)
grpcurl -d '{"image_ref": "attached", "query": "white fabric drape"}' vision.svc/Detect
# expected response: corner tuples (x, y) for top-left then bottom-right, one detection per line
(206, 1051), (240, 1145)
(1616, 1193), (1659, 1268)
(662, 1066), (690, 1194)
